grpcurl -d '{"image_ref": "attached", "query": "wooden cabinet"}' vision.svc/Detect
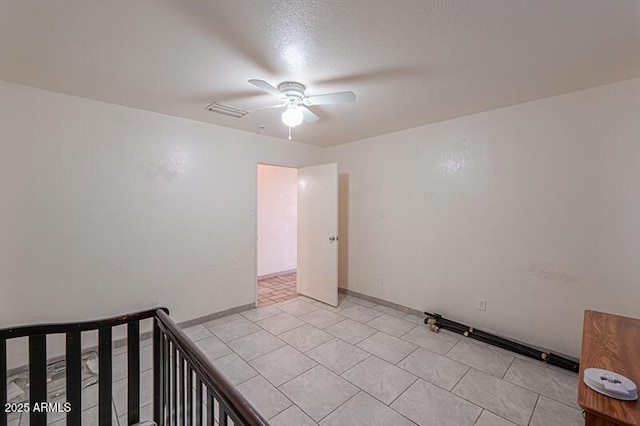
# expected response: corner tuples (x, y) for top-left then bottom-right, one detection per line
(578, 310), (640, 425)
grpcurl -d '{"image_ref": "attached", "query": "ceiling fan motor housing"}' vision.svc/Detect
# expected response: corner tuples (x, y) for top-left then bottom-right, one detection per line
(278, 82), (306, 103)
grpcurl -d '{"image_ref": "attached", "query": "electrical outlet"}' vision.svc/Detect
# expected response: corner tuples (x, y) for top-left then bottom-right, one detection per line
(477, 298), (486, 311)
(151, 300), (160, 308)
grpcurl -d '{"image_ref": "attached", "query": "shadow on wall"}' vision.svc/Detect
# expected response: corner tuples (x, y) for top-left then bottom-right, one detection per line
(338, 173), (350, 289)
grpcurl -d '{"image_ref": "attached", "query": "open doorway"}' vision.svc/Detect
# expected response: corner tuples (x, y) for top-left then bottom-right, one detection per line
(256, 164), (299, 307)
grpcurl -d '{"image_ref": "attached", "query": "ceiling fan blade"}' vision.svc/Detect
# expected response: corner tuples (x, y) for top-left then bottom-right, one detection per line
(248, 79), (285, 99)
(306, 91), (356, 105)
(249, 103), (286, 111)
(301, 106), (319, 123)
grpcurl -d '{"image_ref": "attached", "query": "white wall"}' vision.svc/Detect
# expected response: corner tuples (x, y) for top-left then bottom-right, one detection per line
(326, 77), (640, 358)
(0, 81), (323, 368)
(3, 76), (639, 364)
(257, 165), (297, 277)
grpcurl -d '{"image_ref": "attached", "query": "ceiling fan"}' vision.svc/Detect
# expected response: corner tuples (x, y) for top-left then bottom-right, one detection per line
(247, 79), (356, 127)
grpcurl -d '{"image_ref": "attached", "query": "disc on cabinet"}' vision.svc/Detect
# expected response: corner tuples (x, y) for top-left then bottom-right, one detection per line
(583, 368), (638, 401)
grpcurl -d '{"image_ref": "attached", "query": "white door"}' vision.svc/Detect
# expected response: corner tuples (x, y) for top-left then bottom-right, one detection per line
(297, 163), (339, 306)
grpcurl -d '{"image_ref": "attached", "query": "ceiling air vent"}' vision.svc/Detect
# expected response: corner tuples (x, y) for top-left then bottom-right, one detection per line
(205, 102), (249, 118)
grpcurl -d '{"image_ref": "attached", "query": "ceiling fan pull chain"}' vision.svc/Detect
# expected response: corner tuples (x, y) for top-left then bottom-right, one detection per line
(288, 125), (292, 140)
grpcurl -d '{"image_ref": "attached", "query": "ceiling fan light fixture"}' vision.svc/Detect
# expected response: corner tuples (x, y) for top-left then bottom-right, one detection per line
(281, 106), (304, 127)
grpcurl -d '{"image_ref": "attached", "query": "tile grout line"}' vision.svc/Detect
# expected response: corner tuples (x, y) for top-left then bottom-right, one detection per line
(365, 315), (417, 336)
(442, 336), (463, 357)
(235, 372), (294, 418)
(298, 315), (345, 331)
(339, 353), (420, 409)
(195, 318), (288, 387)
(265, 400), (295, 423)
(390, 357), (473, 394)
(337, 352), (373, 377)
(449, 366), (540, 424)
(499, 370), (579, 409)
(315, 390), (362, 423)
(262, 318), (309, 337)
(353, 329), (421, 362)
(223, 330), (285, 364)
(387, 375), (419, 407)
(315, 380), (420, 425)
(446, 378), (494, 420)
(295, 333), (337, 355)
(345, 373), (424, 426)
(551, 398), (583, 412)
(274, 361), (412, 424)
(482, 408), (519, 425)
(249, 345), (318, 389)
(473, 409), (484, 425)
(113, 400), (121, 426)
(527, 394), (541, 425)
(450, 366), (472, 394)
(226, 364), (261, 388)
(392, 345), (421, 367)
(348, 376), (419, 419)
(501, 359), (581, 403)
(274, 365), (312, 389)
(442, 341), (515, 379)
(337, 330), (375, 346)
(502, 356), (517, 380)
(398, 324), (419, 340)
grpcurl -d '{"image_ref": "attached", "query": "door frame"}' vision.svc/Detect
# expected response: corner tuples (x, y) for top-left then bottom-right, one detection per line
(254, 162), (300, 307)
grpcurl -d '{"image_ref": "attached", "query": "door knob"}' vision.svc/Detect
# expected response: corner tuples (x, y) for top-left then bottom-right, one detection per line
(329, 236), (338, 242)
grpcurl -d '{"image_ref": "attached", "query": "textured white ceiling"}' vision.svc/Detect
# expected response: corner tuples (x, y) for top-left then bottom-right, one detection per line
(1, 1), (639, 146)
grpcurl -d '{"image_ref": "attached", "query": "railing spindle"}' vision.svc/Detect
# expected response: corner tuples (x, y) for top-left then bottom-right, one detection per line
(98, 328), (112, 426)
(29, 335), (47, 426)
(180, 354), (185, 426)
(186, 367), (193, 426)
(220, 405), (229, 426)
(1, 339), (7, 426)
(206, 388), (214, 426)
(196, 378), (203, 426)
(162, 335), (171, 425)
(153, 319), (163, 426)
(171, 343), (177, 426)
(66, 331), (82, 426)
(127, 321), (140, 425)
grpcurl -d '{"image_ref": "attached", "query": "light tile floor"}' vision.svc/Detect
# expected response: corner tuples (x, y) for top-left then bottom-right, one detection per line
(257, 273), (298, 307)
(183, 294), (583, 426)
(14, 293), (581, 426)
